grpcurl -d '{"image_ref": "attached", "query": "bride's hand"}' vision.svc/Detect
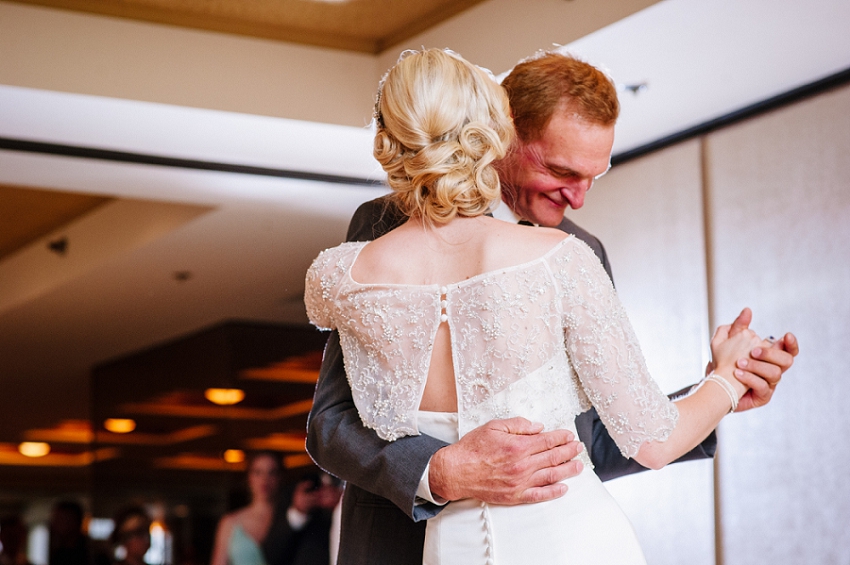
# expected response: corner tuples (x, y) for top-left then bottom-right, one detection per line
(710, 316), (763, 398)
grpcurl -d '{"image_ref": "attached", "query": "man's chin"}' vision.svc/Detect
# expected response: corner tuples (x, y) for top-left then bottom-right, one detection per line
(532, 207), (568, 228)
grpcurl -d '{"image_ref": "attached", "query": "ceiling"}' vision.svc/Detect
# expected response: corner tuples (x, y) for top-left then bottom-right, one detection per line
(0, 185), (111, 260)
(0, 0), (849, 496)
(7, 0), (489, 53)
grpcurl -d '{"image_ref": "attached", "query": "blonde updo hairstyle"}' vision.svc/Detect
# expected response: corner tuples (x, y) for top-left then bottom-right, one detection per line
(374, 49), (515, 224)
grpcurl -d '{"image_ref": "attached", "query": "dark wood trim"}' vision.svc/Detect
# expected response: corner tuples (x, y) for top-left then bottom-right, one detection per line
(611, 65), (850, 167)
(0, 137), (385, 187)
(8, 0), (489, 54)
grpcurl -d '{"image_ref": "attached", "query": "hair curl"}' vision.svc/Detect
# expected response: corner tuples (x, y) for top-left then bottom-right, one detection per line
(374, 49), (515, 224)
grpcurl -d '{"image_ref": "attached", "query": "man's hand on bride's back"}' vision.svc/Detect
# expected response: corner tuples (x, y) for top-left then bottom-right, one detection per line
(428, 418), (583, 505)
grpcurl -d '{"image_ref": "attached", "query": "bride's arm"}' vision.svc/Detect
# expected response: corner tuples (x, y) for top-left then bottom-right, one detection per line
(555, 239), (760, 471)
(633, 325), (760, 469)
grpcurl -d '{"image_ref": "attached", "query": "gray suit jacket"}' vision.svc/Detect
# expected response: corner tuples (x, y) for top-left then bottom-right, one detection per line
(306, 196), (716, 565)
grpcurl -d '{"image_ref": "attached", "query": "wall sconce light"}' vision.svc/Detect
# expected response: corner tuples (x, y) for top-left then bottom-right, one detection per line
(204, 388), (245, 406)
(223, 449), (245, 463)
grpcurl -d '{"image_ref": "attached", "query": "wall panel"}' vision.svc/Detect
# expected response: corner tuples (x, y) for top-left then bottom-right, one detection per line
(570, 139), (714, 565)
(706, 84), (850, 564)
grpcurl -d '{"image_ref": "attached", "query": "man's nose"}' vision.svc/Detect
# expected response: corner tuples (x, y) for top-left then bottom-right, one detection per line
(560, 181), (590, 209)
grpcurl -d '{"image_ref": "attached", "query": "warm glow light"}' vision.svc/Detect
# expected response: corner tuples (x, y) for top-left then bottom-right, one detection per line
(104, 418), (136, 433)
(223, 449), (245, 463)
(204, 388), (245, 405)
(19, 442), (50, 457)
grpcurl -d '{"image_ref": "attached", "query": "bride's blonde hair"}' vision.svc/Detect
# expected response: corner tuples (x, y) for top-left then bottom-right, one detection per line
(373, 49), (515, 224)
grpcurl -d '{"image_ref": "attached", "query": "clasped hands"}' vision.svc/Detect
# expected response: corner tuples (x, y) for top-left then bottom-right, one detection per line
(716, 307), (797, 412)
(429, 307), (798, 505)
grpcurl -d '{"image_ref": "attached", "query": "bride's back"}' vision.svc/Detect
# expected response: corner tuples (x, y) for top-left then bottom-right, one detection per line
(351, 217), (568, 412)
(361, 49), (524, 411)
(351, 216), (567, 287)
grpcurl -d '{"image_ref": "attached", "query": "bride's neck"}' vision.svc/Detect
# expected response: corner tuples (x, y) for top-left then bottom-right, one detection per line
(403, 214), (487, 245)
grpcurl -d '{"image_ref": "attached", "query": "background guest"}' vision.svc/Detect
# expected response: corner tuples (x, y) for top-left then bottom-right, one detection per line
(210, 452), (280, 565)
(263, 472), (342, 565)
(1, 514), (34, 565)
(49, 501), (90, 565)
(109, 507), (151, 565)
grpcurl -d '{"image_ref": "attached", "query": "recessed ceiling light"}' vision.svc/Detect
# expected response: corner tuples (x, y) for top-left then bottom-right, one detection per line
(104, 418), (136, 433)
(19, 442), (50, 457)
(204, 388), (245, 406)
(223, 449), (245, 463)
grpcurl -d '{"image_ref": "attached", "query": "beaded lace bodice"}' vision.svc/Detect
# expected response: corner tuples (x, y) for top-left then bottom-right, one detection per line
(305, 236), (677, 458)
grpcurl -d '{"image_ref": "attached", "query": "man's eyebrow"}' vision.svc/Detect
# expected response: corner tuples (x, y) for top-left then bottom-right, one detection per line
(545, 163), (579, 175)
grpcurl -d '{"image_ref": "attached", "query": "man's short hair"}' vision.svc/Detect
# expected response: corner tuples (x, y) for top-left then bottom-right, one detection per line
(502, 52), (619, 141)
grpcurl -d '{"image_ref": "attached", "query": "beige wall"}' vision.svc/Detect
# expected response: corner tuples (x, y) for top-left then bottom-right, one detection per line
(571, 83), (850, 564)
(1, 0), (664, 127)
(706, 84), (850, 565)
(0, 1), (379, 127)
(376, 0), (660, 76)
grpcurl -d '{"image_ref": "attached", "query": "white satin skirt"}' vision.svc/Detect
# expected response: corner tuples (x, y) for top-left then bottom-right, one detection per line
(419, 411), (647, 565)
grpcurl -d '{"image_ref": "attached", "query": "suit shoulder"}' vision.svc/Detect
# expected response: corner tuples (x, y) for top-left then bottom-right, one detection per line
(347, 196), (406, 242)
(557, 217), (603, 250)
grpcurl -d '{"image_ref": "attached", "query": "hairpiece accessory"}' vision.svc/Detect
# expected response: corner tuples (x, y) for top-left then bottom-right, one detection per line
(374, 49), (425, 129)
(373, 48), (497, 129)
(373, 68), (390, 129)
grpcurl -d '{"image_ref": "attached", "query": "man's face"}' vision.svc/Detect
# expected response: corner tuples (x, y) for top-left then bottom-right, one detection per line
(500, 108), (615, 227)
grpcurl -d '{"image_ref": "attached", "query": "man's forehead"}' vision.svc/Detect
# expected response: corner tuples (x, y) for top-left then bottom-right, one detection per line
(536, 113), (613, 173)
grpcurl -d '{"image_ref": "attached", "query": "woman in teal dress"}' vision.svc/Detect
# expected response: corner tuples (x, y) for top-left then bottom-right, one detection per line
(211, 453), (281, 565)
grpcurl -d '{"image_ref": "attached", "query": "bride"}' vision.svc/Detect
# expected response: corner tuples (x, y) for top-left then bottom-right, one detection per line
(304, 48), (761, 564)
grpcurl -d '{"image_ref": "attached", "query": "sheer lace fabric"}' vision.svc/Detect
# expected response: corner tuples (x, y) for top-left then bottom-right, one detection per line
(304, 236), (677, 458)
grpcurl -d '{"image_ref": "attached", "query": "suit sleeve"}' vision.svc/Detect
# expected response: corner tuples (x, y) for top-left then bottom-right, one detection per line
(591, 407), (717, 481)
(305, 198), (449, 522)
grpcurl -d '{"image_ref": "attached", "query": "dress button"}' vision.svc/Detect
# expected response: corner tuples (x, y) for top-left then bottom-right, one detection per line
(441, 300), (448, 308)
(440, 314), (448, 323)
(440, 286), (448, 295)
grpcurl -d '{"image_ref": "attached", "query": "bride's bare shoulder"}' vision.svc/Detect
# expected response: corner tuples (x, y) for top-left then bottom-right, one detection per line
(349, 223), (418, 282)
(531, 225), (571, 244)
(482, 219), (570, 263)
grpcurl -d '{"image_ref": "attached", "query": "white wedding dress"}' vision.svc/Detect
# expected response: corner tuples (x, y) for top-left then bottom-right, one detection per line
(305, 236), (679, 565)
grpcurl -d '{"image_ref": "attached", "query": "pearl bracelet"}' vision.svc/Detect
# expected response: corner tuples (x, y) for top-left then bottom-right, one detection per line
(703, 372), (739, 413)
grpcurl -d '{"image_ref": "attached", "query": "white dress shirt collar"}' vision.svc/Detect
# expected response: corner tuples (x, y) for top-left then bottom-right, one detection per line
(491, 199), (522, 224)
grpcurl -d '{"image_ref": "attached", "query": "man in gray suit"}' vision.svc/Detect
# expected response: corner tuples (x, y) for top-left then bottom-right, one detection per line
(306, 52), (798, 564)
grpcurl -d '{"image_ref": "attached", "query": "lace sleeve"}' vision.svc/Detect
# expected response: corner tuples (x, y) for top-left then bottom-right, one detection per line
(551, 239), (679, 459)
(304, 244), (361, 331)
(304, 250), (336, 330)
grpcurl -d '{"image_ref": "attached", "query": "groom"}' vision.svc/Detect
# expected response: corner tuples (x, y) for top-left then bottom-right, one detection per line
(305, 52), (798, 564)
